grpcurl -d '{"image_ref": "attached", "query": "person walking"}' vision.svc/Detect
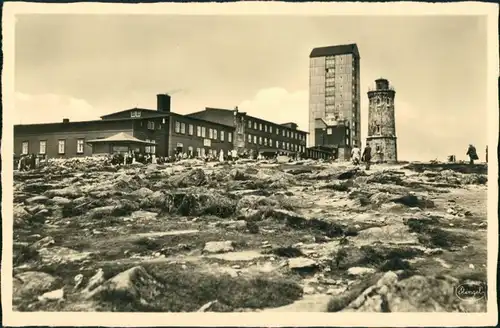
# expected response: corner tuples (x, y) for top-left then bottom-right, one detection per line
(361, 144), (372, 170)
(466, 144), (478, 165)
(351, 146), (361, 166)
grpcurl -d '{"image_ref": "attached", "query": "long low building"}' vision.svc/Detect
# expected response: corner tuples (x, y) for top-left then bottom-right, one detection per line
(14, 94), (309, 159)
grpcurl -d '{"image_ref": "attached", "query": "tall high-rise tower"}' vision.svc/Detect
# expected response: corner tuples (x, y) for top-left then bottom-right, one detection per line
(366, 78), (398, 163)
(308, 44), (361, 148)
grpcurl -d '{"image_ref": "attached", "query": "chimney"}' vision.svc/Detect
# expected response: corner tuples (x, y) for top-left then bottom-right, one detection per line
(157, 94), (171, 112)
(62, 118), (70, 123)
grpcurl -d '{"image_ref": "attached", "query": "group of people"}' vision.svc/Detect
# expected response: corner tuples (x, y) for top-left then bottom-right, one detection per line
(15, 153), (46, 171)
(350, 145), (373, 170)
(104, 148), (307, 167)
(349, 144), (487, 168)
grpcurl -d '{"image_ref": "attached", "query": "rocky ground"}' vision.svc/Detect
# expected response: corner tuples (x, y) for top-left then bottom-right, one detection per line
(12, 157), (489, 312)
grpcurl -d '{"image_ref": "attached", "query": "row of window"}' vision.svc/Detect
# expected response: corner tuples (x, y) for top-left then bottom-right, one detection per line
(174, 121), (233, 143)
(246, 134), (305, 153)
(308, 150), (331, 159)
(325, 128), (350, 136)
(246, 120), (305, 140)
(371, 98), (392, 105)
(144, 139), (157, 154)
(21, 139), (85, 155)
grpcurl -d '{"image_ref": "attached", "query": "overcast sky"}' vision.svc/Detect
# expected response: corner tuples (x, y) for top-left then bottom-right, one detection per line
(14, 14), (488, 161)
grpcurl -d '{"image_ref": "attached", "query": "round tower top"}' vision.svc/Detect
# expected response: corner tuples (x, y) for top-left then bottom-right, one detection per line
(375, 78), (390, 90)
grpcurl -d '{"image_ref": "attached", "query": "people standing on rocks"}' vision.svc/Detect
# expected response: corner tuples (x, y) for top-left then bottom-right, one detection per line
(466, 144), (478, 165)
(219, 150), (224, 163)
(351, 146), (361, 166)
(361, 145), (372, 170)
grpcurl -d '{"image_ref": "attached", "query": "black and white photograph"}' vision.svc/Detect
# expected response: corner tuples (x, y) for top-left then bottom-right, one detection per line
(1, 1), (498, 326)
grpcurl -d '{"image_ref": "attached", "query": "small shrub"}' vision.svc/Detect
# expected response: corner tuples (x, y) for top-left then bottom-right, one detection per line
(13, 243), (39, 266)
(133, 237), (161, 252)
(380, 258), (411, 271)
(246, 221), (259, 234)
(62, 203), (84, 218)
(266, 246), (303, 258)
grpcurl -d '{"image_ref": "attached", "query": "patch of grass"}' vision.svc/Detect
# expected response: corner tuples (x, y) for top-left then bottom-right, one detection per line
(93, 263), (304, 312)
(406, 217), (440, 233)
(132, 237), (162, 251)
(391, 194), (435, 209)
(380, 258), (412, 272)
(284, 216), (346, 238)
(164, 192), (237, 218)
(454, 270), (487, 284)
(405, 217), (468, 249)
(246, 221), (259, 234)
(61, 202), (84, 218)
(355, 245), (423, 269)
(13, 243), (39, 266)
(421, 227), (469, 249)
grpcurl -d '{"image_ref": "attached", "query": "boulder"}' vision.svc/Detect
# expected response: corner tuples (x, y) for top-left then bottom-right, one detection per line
(83, 268), (105, 293)
(341, 271), (486, 312)
(50, 196), (72, 206)
(31, 236), (55, 249)
(85, 266), (164, 305)
(44, 186), (83, 199)
(203, 241), (235, 254)
(130, 210), (158, 221)
(14, 271), (61, 299)
(230, 169), (252, 181)
(148, 191), (166, 207)
(87, 205), (116, 219)
(347, 267), (376, 276)
(168, 168), (207, 188)
(25, 195), (49, 205)
(38, 288), (65, 302)
(38, 246), (91, 264)
(288, 257), (318, 271)
(391, 194), (435, 209)
(14, 205), (32, 227)
(132, 187), (154, 199)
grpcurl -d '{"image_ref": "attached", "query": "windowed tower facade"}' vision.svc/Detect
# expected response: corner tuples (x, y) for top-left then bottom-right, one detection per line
(308, 44), (361, 148)
(366, 78), (398, 163)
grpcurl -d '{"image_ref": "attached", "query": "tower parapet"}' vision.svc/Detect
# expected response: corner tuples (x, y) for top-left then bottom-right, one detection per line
(366, 78), (398, 163)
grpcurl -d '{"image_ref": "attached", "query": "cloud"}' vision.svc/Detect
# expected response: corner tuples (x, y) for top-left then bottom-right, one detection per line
(238, 87), (309, 131)
(14, 92), (106, 124)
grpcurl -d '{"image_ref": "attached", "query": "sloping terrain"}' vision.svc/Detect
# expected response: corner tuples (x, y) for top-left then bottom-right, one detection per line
(12, 157), (488, 312)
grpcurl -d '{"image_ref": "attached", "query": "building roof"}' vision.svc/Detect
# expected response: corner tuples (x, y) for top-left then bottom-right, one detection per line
(188, 107), (309, 134)
(309, 43), (360, 58)
(86, 132), (156, 144)
(169, 111), (235, 129)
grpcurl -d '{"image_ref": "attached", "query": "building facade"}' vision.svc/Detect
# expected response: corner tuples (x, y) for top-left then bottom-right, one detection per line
(309, 44), (361, 149)
(14, 94), (235, 159)
(186, 107), (307, 156)
(313, 118), (351, 161)
(366, 78), (398, 163)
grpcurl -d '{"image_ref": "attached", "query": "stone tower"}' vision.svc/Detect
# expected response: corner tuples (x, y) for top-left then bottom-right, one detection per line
(366, 78), (397, 163)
